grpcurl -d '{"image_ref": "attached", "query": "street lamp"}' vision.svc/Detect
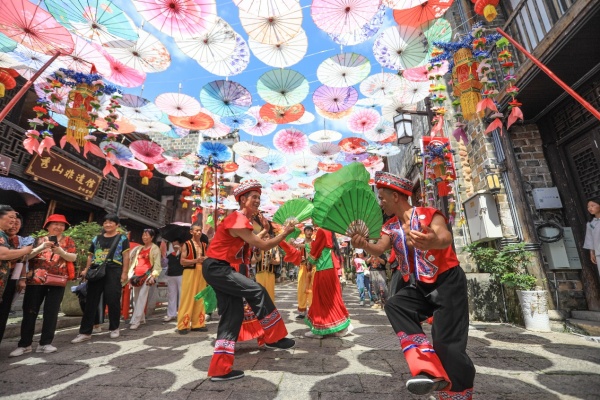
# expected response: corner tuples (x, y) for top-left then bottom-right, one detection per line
(393, 112), (413, 144)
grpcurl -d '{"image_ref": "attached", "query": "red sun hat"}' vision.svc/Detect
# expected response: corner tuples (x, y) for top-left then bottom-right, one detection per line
(43, 214), (70, 229)
(374, 171), (413, 197)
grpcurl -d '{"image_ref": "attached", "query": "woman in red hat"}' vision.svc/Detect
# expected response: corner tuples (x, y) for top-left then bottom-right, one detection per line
(9, 214), (77, 357)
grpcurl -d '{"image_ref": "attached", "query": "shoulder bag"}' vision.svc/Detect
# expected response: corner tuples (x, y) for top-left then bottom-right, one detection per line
(86, 235), (120, 282)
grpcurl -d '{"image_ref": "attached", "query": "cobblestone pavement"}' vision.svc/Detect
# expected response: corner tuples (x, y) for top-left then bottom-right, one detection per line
(1, 282), (599, 399)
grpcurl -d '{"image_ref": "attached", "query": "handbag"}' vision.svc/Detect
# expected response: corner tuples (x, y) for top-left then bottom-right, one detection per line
(129, 270), (151, 287)
(31, 268), (68, 287)
(86, 235), (120, 282)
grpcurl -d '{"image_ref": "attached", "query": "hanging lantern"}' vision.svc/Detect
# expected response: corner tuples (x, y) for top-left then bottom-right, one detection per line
(65, 83), (96, 146)
(451, 48), (483, 121)
(0, 68), (17, 98)
(139, 164), (154, 185)
(180, 188), (192, 209)
(472, 0), (500, 22)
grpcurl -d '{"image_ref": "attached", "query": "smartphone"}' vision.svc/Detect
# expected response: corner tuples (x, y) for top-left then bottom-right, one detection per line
(48, 235), (59, 245)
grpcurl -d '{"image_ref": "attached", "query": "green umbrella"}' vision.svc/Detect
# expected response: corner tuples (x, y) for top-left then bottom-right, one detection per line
(257, 68), (309, 107)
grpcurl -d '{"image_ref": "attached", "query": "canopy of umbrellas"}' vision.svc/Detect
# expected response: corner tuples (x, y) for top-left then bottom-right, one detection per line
(0, 0), (460, 216)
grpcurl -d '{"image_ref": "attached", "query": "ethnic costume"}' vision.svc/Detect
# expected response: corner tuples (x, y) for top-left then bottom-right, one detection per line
(203, 209), (289, 378)
(297, 242), (314, 314)
(305, 229), (350, 335)
(254, 248), (278, 303)
(232, 263), (265, 346)
(375, 172), (475, 399)
(177, 235), (208, 332)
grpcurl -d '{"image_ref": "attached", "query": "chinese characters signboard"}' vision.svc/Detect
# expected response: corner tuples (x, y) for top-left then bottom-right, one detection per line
(25, 151), (102, 199)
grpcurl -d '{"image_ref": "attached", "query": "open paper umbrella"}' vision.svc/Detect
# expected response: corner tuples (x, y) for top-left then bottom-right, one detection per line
(166, 175), (193, 188)
(397, 76), (431, 105)
(317, 52), (371, 88)
(130, 140), (166, 164)
(260, 103), (304, 125)
(383, 0), (427, 8)
(155, 92), (201, 117)
(103, 30), (171, 73)
(244, 105), (276, 136)
(100, 140), (134, 161)
(239, 3), (303, 45)
(339, 137), (368, 154)
(290, 156), (319, 172)
(104, 54), (146, 88)
(381, 96), (418, 122)
(257, 68), (309, 106)
(365, 119), (395, 142)
(393, 0), (454, 27)
(311, 0), (381, 36)
(232, 141), (269, 158)
(199, 32), (250, 77)
(234, 0), (299, 16)
(373, 25), (427, 71)
(169, 111), (214, 130)
(312, 85), (358, 113)
(0, 0), (74, 55)
(200, 80), (252, 117)
(57, 34), (111, 75)
(270, 191), (292, 204)
(373, 144), (401, 157)
(132, 0), (217, 39)
(360, 72), (404, 98)
(198, 141), (232, 162)
(221, 113), (257, 131)
(200, 120), (231, 139)
(341, 152), (369, 163)
(0, 32), (17, 52)
(130, 119), (172, 134)
(315, 106), (354, 121)
(262, 150), (286, 170)
(175, 18), (236, 63)
(268, 171), (291, 181)
(95, 117), (137, 134)
(288, 110), (315, 125)
(309, 129), (342, 143)
(117, 158), (147, 170)
(0, 177), (44, 206)
(9, 44), (64, 81)
(318, 162), (343, 172)
(347, 108), (380, 134)
(155, 158), (185, 176)
(0, 52), (21, 69)
(239, 155), (269, 174)
(291, 168), (319, 178)
(45, 0), (138, 45)
(362, 154), (383, 167)
(249, 29), (307, 68)
(310, 142), (341, 157)
(222, 161), (238, 173)
(273, 128), (309, 154)
(422, 17), (452, 46)
(271, 182), (289, 191)
(328, 4), (385, 46)
(118, 94), (163, 121)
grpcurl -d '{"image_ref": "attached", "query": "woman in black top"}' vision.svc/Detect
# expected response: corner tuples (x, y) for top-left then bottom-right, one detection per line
(164, 240), (183, 322)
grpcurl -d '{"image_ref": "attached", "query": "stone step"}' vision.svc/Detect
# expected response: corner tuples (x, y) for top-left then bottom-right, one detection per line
(571, 310), (600, 322)
(567, 318), (600, 336)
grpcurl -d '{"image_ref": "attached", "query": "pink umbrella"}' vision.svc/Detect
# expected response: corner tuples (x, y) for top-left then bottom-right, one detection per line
(239, 155), (269, 174)
(362, 155), (383, 168)
(318, 162), (343, 172)
(155, 159), (185, 176)
(271, 182), (290, 191)
(273, 128), (309, 154)
(311, 0), (381, 36)
(347, 108), (380, 134)
(58, 34), (111, 75)
(0, 0), (74, 55)
(339, 137), (368, 154)
(166, 175), (193, 187)
(312, 85), (358, 113)
(129, 140), (166, 164)
(117, 158), (147, 170)
(132, 0), (218, 39)
(403, 61), (450, 82)
(103, 53), (146, 88)
(310, 142), (341, 157)
(268, 166), (288, 176)
(200, 120), (231, 139)
(155, 92), (202, 117)
(244, 106), (276, 136)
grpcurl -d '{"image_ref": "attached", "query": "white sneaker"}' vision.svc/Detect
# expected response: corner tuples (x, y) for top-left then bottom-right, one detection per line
(304, 331), (323, 339)
(92, 326), (102, 334)
(71, 334), (92, 344)
(163, 316), (175, 322)
(110, 330), (120, 339)
(9, 346), (32, 357)
(36, 344), (57, 354)
(359, 300), (364, 306)
(129, 323), (140, 330)
(333, 328), (350, 337)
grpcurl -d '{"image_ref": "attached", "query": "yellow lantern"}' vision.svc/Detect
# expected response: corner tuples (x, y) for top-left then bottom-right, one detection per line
(451, 48), (483, 121)
(65, 83), (95, 146)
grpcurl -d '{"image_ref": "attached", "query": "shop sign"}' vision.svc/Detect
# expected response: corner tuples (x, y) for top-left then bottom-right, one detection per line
(25, 151), (102, 199)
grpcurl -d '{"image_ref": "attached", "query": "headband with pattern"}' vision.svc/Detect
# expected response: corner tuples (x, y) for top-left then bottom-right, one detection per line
(374, 171), (412, 196)
(233, 179), (262, 201)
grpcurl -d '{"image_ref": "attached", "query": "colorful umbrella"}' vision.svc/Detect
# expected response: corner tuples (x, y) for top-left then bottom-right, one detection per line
(57, 34), (111, 75)
(239, 3), (303, 45)
(169, 111), (214, 130)
(100, 140), (134, 161)
(347, 108), (380, 134)
(249, 29), (307, 68)
(166, 175), (194, 188)
(365, 119), (395, 142)
(422, 17), (452, 47)
(339, 137), (368, 154)
(44, 0), (138, 45)
(0, 177), (44, 206)
(132, 0), (218, 39)
(0, 0), (74, 55)
(0, 32), (17, 52)
(311, 0), (381, 36)
(103, 30), (171, 73)
(360, 72), (404, 98)
(221, 113), (257, 131)
(271, 182), (290, 191)
(310, 142), (341, 157)
(118, 94), (162, 121)
(393, 0), (454, 27)
(117, 158), (148, 171)
(362, 154), (384, 168)
(290, 156), (319, 173)
(288, 110), (315, 125)
(273, 128), (309, 154)
(130, 119), (172, 134)
(262, 150), (286, 170)
(175, 18), (236, 63)
(365, 161), (385, 175)
(155, 92), (202, 117)
(318, 162), (343, 173)
(373, 25), (427, 71)
(0, 52), (21, 69)
(268, 167), (289, 177)
(372, 144), (401, 157)
(103, 54), (147, 88)
(239, 155), (269, 174)
(155, 158), (185, 176)
(312, 85), (358, 113)
(244, 105), (276, 136)
(234, 0), (299, 16)
(257, 68), (309, 106)
(260, 103), (305, 124)
(222, 161), (239, 173)
(328, 4), (385, 46)
(309, 129), (342, 143)
(200, 120), (231, 139)
(398, 76), (431, 104)
(9, 44), (64, 81)
(130, 140), (166, 164)
(200, 80), (252, 117)
(199, 32), (249, 77)
(232, 141), (270, 158)
(383, 0), (427, 9)
(198, 141), (232, 162)
(315, 106), (354, 121)
(317, 52), (371, 88)
(95, 117), (137, 134)
(381, 96), (418, 122)
(341, 152), (369, 163)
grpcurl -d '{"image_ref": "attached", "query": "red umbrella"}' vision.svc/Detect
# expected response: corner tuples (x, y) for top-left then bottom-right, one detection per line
(155, 159), (185, 176)
(222, 161), (239, 173)
(393, 0), (454, 27)
(169, 111), (214, 130)
(271, 182), (290, 191)
(338, 137), (368, 154)
(0, 0), (74, 55)
(318, 162), (343, 172)
(130, 140), (166, 164)
(260, 103), (305, 125)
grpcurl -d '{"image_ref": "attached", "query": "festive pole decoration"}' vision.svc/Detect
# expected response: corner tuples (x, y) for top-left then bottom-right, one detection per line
(65, 82), (96, 147)
(451, 48), (483, 121)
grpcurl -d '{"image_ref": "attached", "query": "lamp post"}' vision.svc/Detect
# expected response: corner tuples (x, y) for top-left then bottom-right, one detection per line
(392, 97), (434, 145)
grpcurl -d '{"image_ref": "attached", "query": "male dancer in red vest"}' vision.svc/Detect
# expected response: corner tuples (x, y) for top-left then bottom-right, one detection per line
(351, 171), (475, 400)
(203, 180), (296, 382)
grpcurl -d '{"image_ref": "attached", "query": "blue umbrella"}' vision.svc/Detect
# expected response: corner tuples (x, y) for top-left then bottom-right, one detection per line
(0, 32), (17, 52)
(198, 142), (232, 163)
(0, 177), (44, 206)
(263, 151), (286, 170)
(221, 113), (257, 131)
(199, 80), (252, 117)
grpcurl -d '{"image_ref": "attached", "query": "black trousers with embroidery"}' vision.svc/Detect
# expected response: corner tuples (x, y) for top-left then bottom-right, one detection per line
(384, 266), (475, 393)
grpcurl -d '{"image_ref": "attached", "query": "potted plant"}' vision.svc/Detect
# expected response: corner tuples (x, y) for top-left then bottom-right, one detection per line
(465, 242), (550, 331)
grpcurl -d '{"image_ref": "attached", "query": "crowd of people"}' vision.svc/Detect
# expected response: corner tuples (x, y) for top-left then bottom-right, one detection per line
(0, 170), (475, 398)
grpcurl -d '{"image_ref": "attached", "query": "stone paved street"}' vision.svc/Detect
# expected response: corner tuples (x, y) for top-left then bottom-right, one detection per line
(1, 282), (599, 399)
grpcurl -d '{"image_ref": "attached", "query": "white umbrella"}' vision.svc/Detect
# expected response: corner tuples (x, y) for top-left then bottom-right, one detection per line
(175, 18), (237, 63)
(373, 25), (427, 71)
(249, 29), (307, 68)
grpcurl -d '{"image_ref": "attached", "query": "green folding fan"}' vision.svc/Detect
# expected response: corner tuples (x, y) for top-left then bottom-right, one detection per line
(312, 180), (383, 240)
(273, 198), (314, 226)
(313, 162), (370, 199)
(194, 285), (217, 314)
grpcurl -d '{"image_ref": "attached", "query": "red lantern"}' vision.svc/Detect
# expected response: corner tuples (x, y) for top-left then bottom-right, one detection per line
(140, 169), (153, 185)
(472, 0), (500, 21)
(0, 68), (17, 98)
(180, 196), (189, 209)
(65, 83), (96, 146)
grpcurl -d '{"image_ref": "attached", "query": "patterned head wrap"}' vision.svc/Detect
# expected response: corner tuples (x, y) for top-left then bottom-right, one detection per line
(374, 171), (412, 196)
(233, 179), (262, 201)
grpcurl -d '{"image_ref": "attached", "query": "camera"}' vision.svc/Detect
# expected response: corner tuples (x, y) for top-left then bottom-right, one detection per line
(48, 235), (59, 246)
